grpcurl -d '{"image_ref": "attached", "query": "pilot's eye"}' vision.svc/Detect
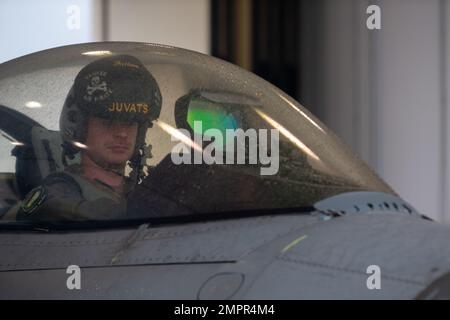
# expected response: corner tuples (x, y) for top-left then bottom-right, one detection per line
(101, 119), (113, 127)
(102, 119), (135, 129)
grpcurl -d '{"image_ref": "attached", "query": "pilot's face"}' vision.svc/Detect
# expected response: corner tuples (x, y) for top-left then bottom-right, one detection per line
(85, 116), (138, 165)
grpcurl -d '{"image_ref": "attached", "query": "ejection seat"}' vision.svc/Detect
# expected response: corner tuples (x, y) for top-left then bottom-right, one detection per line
(0, 105), (65, 217)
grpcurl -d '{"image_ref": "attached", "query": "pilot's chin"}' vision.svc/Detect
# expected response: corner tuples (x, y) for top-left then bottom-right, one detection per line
(109, 159), (129, 166)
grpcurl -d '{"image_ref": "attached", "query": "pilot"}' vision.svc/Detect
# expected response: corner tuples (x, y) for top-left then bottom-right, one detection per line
(9, 54), (162, 221)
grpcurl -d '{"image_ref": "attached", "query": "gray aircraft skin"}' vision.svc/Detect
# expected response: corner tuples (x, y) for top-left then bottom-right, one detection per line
(0, 42), (449, 300)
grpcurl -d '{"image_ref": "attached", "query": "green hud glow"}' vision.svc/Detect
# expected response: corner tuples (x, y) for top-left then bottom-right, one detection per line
(187, 98), (238, 147)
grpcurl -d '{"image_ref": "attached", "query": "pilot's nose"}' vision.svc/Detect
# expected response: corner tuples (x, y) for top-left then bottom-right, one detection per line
(112, 124), (130, 138)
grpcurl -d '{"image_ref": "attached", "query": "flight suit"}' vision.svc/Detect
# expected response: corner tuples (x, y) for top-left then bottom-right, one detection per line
(11, 165), (131, 221)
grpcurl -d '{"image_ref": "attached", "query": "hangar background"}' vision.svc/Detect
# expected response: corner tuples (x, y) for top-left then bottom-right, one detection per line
(0, 0), (447, 223)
